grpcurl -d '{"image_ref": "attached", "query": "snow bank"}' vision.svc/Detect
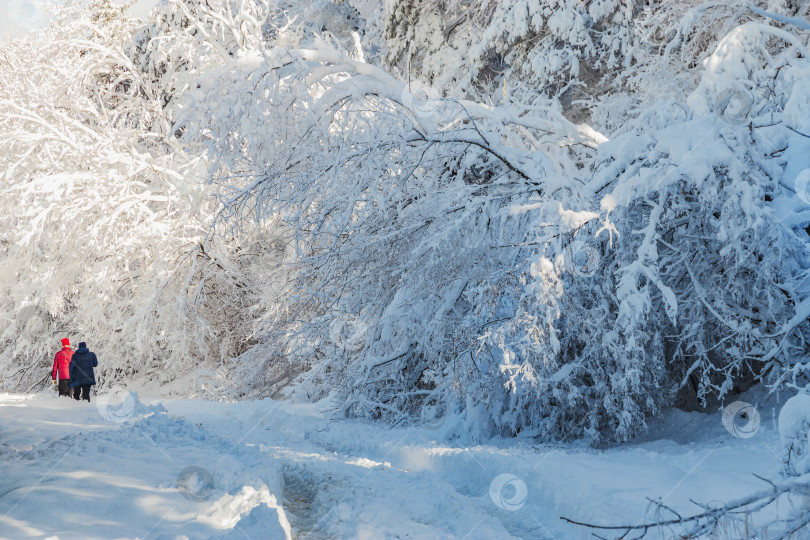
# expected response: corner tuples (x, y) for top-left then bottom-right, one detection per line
(779, 394), (810, 476)
(0, 393), (290, 539)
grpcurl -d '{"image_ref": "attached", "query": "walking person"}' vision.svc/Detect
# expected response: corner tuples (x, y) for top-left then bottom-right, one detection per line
(69, 341), (97, 402)
(51, 338), (73, 397)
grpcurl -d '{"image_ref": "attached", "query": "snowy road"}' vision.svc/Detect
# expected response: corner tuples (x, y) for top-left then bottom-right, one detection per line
(0, 391), (790, 539)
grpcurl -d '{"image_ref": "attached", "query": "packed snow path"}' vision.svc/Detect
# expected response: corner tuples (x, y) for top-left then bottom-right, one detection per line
(0, 391), (793, 539)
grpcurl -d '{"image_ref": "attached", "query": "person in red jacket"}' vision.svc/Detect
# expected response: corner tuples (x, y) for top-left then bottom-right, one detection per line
(51, 338), (73, 397)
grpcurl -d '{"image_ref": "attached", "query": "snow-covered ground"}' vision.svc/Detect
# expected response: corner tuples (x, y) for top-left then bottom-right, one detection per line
(0, 389), (801, 539)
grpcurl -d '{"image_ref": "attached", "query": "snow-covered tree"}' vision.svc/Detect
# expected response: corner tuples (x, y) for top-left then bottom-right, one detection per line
(124, 0), (797, 442)
(4, 0), (810, 445)
(0, 2), (255, 393)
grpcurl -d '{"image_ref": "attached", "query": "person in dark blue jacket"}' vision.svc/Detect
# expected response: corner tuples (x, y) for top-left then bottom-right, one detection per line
(69, 341), (98, 402)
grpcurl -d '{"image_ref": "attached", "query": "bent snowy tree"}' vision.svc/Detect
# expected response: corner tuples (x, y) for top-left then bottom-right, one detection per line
(137, 0), (810, 442)
(3, 0), (809, 444)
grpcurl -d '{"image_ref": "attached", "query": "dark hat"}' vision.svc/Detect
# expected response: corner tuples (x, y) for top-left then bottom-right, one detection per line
(79, 341), (87, 348)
